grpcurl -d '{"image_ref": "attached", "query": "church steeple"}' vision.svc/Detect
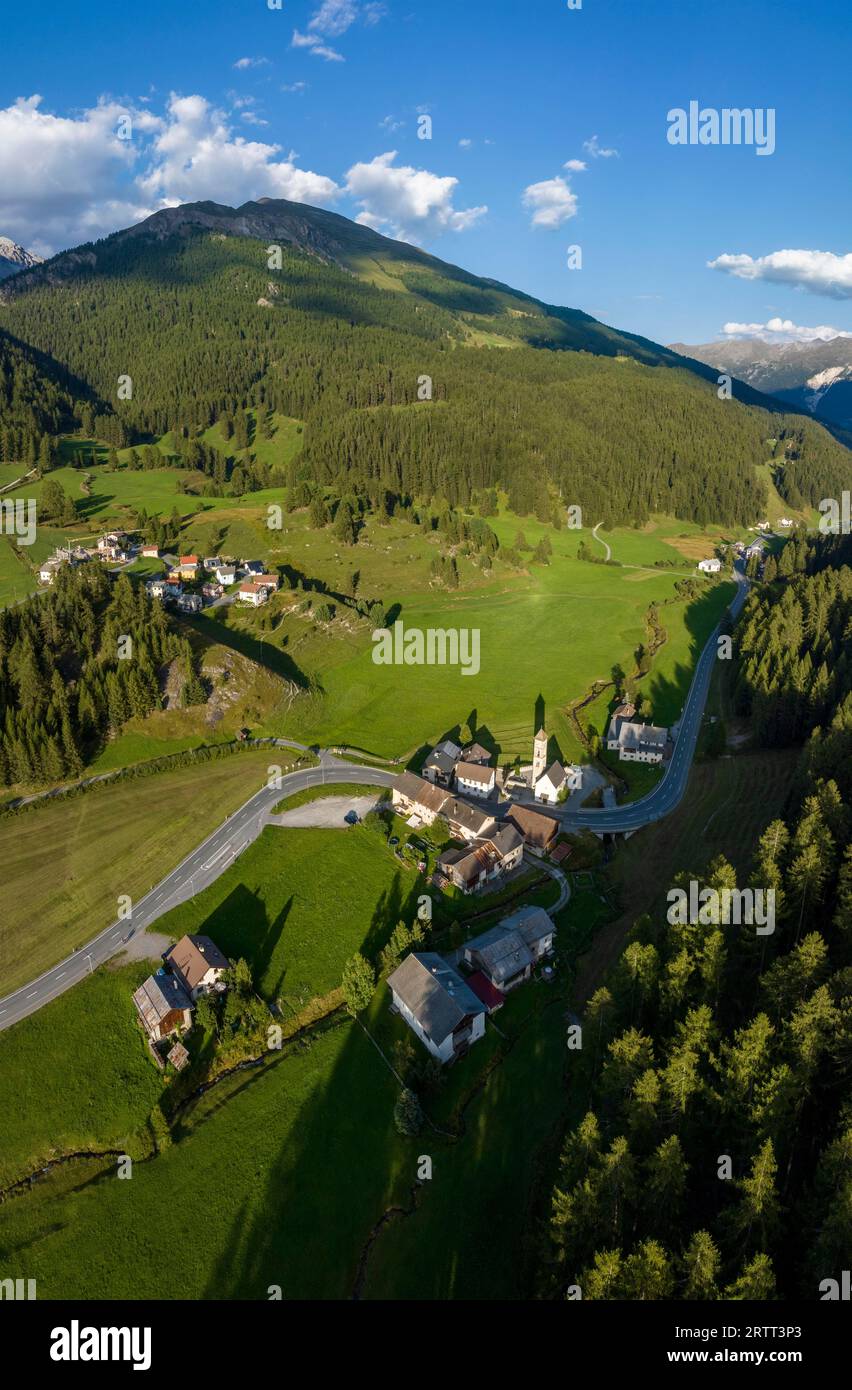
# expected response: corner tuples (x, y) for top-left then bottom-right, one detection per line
(533, 726), (548, 782)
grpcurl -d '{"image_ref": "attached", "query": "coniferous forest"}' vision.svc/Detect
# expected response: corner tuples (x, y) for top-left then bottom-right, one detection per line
(0, 204), (849, 527)
(540, 536), (852, 1301)
(0, 567), (196, 786)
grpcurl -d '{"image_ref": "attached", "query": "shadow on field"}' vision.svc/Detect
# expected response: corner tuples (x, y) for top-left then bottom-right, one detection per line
(642, 583), (733, 725)
(198, 875), (424, 1300)
(188, 612), (310, 688)
(196, 884), (294, 1000)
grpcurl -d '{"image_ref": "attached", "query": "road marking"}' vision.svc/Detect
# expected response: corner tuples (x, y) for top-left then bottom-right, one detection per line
(202, 842), (232, 870)
(57, 972), (66, 979)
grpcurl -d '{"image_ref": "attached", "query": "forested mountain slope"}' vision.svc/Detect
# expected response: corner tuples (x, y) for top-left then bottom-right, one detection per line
(0, 200), (849, 526)
(541, 534), (852, 1301)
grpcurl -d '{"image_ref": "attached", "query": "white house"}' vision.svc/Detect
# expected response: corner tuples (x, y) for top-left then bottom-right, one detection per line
(454, 761), (496, 799)
(387, 953), (486, 1063)
(215, 565), (237, 586)
(698, 558), (722, 574)
(391, 772), (496, 843)
(243, 560), (264, 577)
(163, 934), (230, 1001)
(238, 581), (269, 606)
(608, 718), (668, 764)
(534, 760), (582, 805)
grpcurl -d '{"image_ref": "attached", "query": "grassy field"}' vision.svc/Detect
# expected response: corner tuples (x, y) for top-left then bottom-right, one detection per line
(0, 964), (162, 1188)
(208, 508), (737, 765)
(1, 468), (742, 775)
(0, 1018), (409, 1299)
(0, 884), (598, 1300)
(0, 750), (278, 995)
(149, 823), (419, 1007)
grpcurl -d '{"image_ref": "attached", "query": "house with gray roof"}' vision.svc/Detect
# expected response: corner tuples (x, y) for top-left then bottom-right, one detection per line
(606, 706), (669, 764)
(437, 823), (524, 894)
(387, 953), (486, 1063)
(422, 739), (462, 787)
(462, 906), (556, 993)
(132, 972), (194, 1042)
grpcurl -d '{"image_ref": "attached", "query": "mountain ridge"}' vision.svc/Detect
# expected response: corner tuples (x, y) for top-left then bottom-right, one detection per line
(671, 335), (852, 431)
(0, 198), (849, 527)
(0, 236), (43, 283)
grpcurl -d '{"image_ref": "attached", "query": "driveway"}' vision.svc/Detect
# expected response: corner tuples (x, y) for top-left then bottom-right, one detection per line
(266, 793), (382, 828)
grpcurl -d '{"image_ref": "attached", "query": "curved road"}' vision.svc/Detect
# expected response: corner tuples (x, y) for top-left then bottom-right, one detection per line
(0, 568), (748, 1031)
(554, 564), (749, 834)
(0, 754), (396, 1032)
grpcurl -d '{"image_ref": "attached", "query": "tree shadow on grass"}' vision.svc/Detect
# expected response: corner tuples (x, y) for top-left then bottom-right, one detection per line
(199, 1015), (406, 1301)
(197, 883), (294, 1000)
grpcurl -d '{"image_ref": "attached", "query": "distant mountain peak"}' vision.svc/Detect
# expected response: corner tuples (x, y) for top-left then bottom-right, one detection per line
(0, 236), (43, 281)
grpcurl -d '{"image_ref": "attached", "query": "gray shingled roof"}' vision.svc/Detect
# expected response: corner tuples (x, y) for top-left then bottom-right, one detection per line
(387, 953), (485, 1043)
(464, 926), (534, 985)
(133, 972), (193, 1030)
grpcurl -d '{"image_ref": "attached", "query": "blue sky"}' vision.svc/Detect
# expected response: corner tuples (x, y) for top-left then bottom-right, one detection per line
(1, 0), (850, 346)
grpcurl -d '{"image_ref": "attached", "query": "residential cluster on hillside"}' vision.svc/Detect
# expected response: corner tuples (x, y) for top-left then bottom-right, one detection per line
(146, 554), (280, 611)
(388, 904), (557, 1064)
(37, 529), (137, 584)
(132, 933), (230, 1066)
(392, 729), (573, 897)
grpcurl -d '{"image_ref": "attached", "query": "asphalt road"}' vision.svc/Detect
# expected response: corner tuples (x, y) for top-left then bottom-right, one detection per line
(554, 564), (749, 834)
(0, 755), (395, 1032)
(0, 569), (747, 1031)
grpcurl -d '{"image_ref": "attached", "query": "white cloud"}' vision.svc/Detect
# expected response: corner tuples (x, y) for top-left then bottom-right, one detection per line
(233, 57), (270, 70)
(291, 31), (345, 62)
(293, 0), (385, 60)
(522, 176), (578, 229)
(380, 115), (405, 132)
(137, 93), (340, 209)
(0, 95), (150, 253)
(721, 317), (852, 344)
(563, 158), (586, 172)
(583, 134), (619, 159)
(344, 151), (487, 242)
(282, 82), (308, 94)
(459, 138), (473, 149)
(709, 249), (852, 300)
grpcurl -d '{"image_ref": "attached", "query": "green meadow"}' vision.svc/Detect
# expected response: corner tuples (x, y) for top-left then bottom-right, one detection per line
(150, 823), (420, 1007)
(0, 829), (606, 1299)
(0, 964), (162, 1189)
(0, 750), (276, 994)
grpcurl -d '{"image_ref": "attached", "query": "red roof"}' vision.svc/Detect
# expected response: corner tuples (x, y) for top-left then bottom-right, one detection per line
(466, 970), (505, 1012)
(179, 555), (198, 565)
(550, 842), (572, 865)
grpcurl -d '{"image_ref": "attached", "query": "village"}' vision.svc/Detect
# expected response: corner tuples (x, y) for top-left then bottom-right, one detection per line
(37, 529), (282, 611)
(379, 705), (677, 1065)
